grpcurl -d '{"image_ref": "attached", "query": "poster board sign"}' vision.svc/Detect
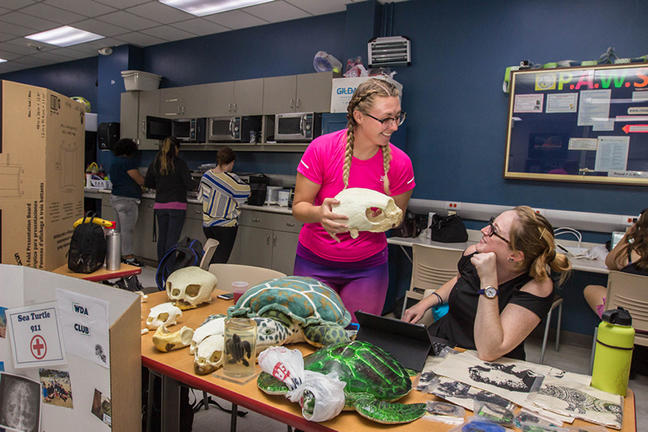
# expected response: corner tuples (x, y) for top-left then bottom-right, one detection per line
(504, 64), (648, 185)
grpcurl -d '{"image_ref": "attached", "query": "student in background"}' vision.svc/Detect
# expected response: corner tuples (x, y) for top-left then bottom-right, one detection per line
(584, 209), (648, 317)
(292, 78), (415, 322)
(403, 207), (571, 361)
(109, 138), (145, 266)
(198, 147), (250, 263)
(145, 136), (195, 262)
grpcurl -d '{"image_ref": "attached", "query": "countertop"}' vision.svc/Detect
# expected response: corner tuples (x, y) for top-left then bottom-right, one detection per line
(84, 187), (293, 215)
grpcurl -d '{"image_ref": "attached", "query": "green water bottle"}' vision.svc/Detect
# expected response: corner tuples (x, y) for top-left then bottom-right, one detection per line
(591, 307), (634, 396)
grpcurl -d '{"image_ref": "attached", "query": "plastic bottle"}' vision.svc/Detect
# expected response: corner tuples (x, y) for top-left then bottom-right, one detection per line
(105, 223), (121, 271)
(591, 307), (635, 396)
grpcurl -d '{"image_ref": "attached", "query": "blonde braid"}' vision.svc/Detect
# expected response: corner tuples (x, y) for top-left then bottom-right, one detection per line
(381, 145), (392, 195)
(343, 128), (354, 189)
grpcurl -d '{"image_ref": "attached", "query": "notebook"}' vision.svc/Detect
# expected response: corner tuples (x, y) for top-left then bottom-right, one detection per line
(355, 311), (451, 371)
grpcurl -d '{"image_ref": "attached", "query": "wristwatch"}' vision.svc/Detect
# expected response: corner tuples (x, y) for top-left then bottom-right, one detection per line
(478, 285), (498, 299)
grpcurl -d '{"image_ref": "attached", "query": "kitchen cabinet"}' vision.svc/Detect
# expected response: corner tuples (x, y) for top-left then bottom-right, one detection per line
(262, 72), (332, 114)
(205, 78), (264, 117)
(159, 85), (208, 118)
(120, 92), (138, 140)
(133, 198), (156, 261)
(229, 209), (302, 274)
(180, 203), (207, 245)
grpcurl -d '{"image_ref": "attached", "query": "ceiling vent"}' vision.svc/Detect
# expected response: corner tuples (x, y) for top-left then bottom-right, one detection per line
(368, 36), (411, 67)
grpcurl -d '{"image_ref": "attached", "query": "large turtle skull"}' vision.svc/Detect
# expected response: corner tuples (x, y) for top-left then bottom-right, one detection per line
(166, 266), (217, 309)
(146, 302), (182, 330)
(333, 188), (403, 238)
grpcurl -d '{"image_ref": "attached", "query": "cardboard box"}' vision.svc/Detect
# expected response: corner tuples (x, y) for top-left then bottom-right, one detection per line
(0, 80), (85, 270)
(330, 76), (403, 113)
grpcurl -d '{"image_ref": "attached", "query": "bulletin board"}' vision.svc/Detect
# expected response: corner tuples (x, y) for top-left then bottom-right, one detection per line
(504, 64), (648, 185)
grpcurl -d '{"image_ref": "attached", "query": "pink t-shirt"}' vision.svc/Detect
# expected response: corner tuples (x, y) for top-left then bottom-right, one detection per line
(297, 129), (415, 262)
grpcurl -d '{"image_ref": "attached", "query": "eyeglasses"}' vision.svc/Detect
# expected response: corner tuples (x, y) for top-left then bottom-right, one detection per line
(486, 217), (510, 244)
(364, 111), (407, 127)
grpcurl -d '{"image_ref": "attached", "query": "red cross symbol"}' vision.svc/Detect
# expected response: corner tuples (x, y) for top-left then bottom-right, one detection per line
(30, 335), (47, 359)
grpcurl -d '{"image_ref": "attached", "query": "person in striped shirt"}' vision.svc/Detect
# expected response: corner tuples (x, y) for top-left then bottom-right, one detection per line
(198, 147), (250, 263)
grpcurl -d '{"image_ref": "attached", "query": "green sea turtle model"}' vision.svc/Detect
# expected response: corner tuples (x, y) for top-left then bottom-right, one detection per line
(257, 340), (427, 424)
(228, 276), (354, 347)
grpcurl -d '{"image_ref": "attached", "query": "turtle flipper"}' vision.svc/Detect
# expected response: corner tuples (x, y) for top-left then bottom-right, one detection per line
(303, 324), (351, 347)
(257, 371), (290, 395)
(353, 396), (426, 424)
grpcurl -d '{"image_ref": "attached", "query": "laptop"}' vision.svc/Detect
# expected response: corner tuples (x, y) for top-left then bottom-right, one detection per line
(354, 311), (452, 371)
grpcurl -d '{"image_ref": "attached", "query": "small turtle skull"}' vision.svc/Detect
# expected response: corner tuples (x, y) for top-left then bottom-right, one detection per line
(166, 266), (218, 309)
(333, 188), (403, 238)
(146, 302), (182, 330)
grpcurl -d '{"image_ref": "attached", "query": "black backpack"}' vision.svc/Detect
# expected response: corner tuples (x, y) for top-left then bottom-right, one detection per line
(155, 237), (203, 291)
(68, 213), (107, 274)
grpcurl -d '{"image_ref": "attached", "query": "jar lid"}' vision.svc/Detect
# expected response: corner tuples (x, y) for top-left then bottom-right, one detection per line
(602, 307), (632, 326)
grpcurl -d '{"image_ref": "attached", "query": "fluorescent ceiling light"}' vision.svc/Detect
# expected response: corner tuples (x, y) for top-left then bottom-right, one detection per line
(25, 26), (104, 47)
(0, 58), (6, 63)
(160, 0), (274, 16)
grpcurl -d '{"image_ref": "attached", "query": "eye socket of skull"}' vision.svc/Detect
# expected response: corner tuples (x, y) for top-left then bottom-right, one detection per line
(167, 282), (180, 297)
(185, 284), (202, 298)
(209, 351), (221, 362)
(157, 312), (169, 322)
(365, 207), (384, 222)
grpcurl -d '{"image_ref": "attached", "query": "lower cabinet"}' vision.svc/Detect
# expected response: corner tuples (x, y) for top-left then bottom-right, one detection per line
(229, 209), (302, 275)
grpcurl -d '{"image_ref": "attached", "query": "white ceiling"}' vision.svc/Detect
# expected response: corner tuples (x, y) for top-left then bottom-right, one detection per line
(0, 0), (404, 74)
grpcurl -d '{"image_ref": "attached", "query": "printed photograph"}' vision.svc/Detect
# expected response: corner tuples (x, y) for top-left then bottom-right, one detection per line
(90, 388), (112, 427)
(0, 372), (41, 432)
(91, 388), (102, 420)
(39, 369), (73, 409)
(0, 307), (7, 338)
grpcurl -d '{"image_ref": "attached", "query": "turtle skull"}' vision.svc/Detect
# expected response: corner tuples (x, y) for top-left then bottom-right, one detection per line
(153, 325), (194, 352)
(194, 335), (224, 375)
(190, 317), (225, 355)
(166, 266), (218, 309)
(146, 302), (182, 330)
(333, 188), (403, 238)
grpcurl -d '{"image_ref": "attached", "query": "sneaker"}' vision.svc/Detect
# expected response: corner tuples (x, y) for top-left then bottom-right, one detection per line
(122, 257), (143, 267)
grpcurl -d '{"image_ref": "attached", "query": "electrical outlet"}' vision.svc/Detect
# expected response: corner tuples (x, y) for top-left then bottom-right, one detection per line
(446, 201), (460, 211)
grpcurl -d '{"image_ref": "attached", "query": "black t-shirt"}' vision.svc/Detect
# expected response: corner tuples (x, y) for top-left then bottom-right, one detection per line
(144, 157), (195, 203)
(428, 252), (554, 360)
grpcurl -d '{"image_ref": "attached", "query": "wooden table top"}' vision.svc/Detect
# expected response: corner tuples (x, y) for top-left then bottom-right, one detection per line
(52, 262), (141, 282)
(140, 291), (636, 432)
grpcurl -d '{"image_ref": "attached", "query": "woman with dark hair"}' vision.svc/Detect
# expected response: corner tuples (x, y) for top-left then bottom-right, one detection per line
(145, 137), (195, 262)
(198, 147), (250, 263)
(403, 206), (571, 361)
(584, 209), (648, 317)
(109, 138), (145, 266)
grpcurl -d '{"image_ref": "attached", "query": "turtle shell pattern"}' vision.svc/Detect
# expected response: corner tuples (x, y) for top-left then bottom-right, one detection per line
(304, 340), (412, 405)
(227, 276), (351, 328)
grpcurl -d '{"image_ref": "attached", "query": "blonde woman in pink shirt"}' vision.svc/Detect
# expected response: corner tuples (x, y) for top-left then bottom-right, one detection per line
(292, 78), (415, 322)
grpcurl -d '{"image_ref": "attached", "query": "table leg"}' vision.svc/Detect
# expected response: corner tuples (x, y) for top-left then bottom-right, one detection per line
(161, 374), (181, 432)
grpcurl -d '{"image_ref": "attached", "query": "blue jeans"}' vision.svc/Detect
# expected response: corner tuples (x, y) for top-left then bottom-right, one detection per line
(155, 209), (185, 262)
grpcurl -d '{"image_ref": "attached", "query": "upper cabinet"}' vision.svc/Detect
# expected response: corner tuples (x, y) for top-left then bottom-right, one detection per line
(205, 78), (264, 117)
(159, 84), (208, 118)
(262, 72), (332, 114)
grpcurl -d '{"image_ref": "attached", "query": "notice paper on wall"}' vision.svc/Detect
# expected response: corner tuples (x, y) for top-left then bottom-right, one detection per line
(6, 302), (66, 369)
(56, 289), (110, 369)
(595, 136), (630, 172)
(577, 89), (611, 126)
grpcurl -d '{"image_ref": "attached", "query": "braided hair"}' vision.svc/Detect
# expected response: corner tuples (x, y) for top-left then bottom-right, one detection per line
(344, 78), (400, 195)
(509, 206), (571, 284)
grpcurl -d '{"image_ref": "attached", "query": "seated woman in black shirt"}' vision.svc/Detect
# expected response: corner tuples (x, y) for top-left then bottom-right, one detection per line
(403, 206), (571, 361)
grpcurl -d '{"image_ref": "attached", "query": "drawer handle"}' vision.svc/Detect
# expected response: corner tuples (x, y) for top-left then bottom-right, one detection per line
(251, 217), (261, 223)
(286, 222), (295, 227)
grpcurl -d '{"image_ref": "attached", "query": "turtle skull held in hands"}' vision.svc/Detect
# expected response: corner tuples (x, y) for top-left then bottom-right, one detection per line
(332, 188), (402, 239)
(166, 266), (217, 310)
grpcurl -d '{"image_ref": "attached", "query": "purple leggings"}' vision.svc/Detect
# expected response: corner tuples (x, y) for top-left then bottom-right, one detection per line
(293, 246), (389, 323)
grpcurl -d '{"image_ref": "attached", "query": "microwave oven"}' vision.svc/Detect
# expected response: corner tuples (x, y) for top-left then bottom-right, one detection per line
(274, 112), (322, 142)
(145, 116), (206, 142)
(207, 116), (262, 143)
